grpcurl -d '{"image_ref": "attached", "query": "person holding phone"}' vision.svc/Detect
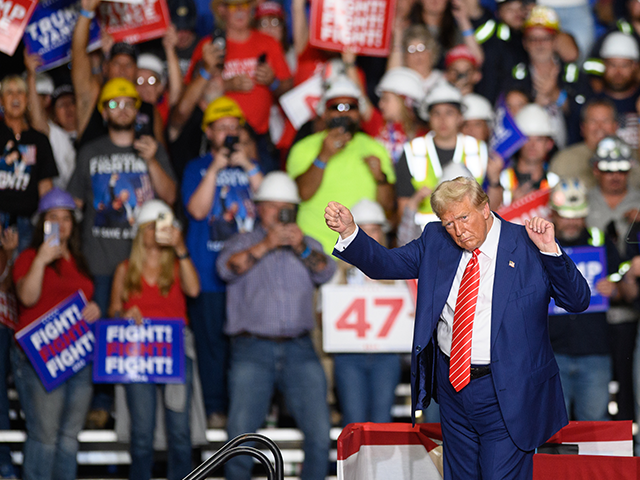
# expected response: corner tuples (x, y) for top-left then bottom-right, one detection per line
(181, 96), (262, 428)
(109, 199), (200, 480)
(11, 187), (100, 480)
(286, 76), (396, 254)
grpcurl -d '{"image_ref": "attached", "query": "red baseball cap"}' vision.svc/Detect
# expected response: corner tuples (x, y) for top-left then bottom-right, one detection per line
(255, 1), (284, 19)
(444, 45), (478, 69)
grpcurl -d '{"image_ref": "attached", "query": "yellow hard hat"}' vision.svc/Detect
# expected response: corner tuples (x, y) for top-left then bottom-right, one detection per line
(201, 96), (245, 132)
(98, 78), (142, 113)
(523, 5), (560, 33)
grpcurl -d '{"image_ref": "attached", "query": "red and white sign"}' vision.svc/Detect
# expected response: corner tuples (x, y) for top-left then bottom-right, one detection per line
(100, 0), (169, 45)
(0, 0), (37, 56)
(0, 292), (17, 330)
(279, 73), (323, 129)
(309, 0), (396, 57)
(497, 188), (551, 225)
(338, 422), (635, 480)
(322, 285), (415, 353)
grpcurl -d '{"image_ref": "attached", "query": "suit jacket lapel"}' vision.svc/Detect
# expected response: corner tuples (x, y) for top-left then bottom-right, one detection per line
(491, 220), (518, 352)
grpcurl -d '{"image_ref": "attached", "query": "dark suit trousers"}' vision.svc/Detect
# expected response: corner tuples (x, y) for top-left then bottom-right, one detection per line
(436, 349), (534, 480)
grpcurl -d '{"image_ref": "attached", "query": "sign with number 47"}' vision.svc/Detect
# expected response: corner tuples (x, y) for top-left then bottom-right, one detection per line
(322, 285), (415, 353)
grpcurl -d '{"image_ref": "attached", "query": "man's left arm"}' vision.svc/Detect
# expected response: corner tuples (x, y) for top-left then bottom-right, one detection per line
(136, 137), (177, 205)
(525, 217), (591, 312)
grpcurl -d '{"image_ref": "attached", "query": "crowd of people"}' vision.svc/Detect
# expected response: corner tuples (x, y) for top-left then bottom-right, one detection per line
(3, 0), (640, 477)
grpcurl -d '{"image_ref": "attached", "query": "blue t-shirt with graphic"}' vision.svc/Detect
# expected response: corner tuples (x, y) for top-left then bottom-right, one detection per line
(182, 153), (257, 292)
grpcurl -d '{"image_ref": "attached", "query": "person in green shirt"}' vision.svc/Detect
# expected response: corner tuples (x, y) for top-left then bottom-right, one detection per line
(286, 76), (396, 253)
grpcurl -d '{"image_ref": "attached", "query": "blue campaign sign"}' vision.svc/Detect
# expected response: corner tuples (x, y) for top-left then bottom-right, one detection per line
(93, 318), (185, 384)
(549, 246), (608, 315)
(23, 0), (101, 72)
(15, 291), (94, 392)
(489, 96), (528, 162)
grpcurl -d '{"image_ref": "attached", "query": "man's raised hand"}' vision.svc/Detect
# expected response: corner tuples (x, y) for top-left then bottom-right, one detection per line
(325, 202), (356, 239)
(524, 216), (559, 254)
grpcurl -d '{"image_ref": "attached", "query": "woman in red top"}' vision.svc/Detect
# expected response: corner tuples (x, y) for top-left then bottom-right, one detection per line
(109, 199), (200, 480)
(11, 188), (100, 480)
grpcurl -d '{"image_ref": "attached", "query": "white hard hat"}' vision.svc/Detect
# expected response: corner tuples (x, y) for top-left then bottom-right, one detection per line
(351, 199), (387, 226)
(418, 82), (463, 121)
(136, 199), (172, 226)
(514, 104), (553, 137)
(375, 67), (425, 104)
(35, 73), (54, 96)
(317, 75), (363, 116)
(137, 53), (166, 83)
(549, 178), (589, 218)
(254, 171), (301, 204)
(600, 32), (640, 61)
(462, 94), (494, 122)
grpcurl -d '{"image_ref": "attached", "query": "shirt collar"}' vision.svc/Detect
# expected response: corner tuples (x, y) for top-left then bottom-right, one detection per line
(477, 213), (501, 260)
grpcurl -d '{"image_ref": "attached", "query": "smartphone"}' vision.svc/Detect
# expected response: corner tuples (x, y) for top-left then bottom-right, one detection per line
(44, 221), (60, 247)
(224, 135), (239, 151)
(155, 211), (174, 245)
(212, 27), (226, 51)
(257, 53), (267, 64)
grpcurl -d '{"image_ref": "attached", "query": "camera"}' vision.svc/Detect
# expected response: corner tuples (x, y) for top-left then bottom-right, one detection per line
(278, 208), (297, 224)
(327, 116), (357, 135)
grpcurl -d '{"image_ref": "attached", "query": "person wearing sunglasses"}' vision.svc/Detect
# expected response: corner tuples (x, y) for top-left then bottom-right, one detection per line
(286, 77), (396, 254)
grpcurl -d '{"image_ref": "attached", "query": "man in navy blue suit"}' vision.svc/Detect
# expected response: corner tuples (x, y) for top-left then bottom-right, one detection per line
(325, 177), (590, 479)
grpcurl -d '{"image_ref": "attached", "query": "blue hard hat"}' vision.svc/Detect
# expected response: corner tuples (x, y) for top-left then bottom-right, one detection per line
(38, 188), (76, 213)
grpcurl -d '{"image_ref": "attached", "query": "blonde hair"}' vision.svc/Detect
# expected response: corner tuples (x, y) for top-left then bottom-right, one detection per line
(0, 75), (27, 95)
(122, 223), (176, 301)
(431, 177), (489, 218)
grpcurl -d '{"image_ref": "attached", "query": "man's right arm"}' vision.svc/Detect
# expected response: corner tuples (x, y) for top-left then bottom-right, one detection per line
(72, 0), (102, 137)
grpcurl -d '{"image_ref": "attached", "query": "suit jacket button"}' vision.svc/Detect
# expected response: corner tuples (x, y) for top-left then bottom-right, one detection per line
(415, 345), (421, 352)
(412, 371), (416, 377)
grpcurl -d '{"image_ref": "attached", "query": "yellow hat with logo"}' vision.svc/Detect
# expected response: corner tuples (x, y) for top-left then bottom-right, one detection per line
(523, 5), (560, 33)
(98, 78), (142, 113)
(201, 96), (245, 131)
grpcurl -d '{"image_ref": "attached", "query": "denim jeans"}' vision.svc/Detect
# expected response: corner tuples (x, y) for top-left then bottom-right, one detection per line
(225, 335), (330, 480)
(187, 292), (228, 415)
(555, 353), (611, 421)
(334, 353), (401, 426)
(11, 344), (93, 480)
(0, 327), (15, 476)
(124, 357), (193, 480)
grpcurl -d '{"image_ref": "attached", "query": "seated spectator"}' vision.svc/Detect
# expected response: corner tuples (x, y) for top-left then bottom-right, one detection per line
(461, 93), (494, 143)
(12, 188), (101, 480)
(181, 96), (263, 429)
(0, 75), (57, 252)
(444, 45), (482, 96)
(396, 82), (489, 225)
(388, 25), (445, 95)
(109, 199), (200, 480)
(488, 104), (559, 208)
(332, 199), (402, 426)
(216, 172), (336, 480)
(549, 99), (621, 189)
(357, 67), (427, 163)
(286, 77), (396, 253)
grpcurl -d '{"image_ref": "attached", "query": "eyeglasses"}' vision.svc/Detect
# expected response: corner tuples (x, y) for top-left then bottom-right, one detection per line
(259, 18), (281, 28)
(137, 76), (160, 86)
(211, 124), (239, 133)
(327, 102), (358, 112)
(525, 35), (554, 44)
(407, 43), (427, 54)
(106, 99), (137, 110)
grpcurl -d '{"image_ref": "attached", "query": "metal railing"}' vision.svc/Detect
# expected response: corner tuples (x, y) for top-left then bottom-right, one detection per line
(183, 433), (284, 480)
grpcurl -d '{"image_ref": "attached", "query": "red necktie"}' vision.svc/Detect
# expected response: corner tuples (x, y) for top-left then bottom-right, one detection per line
(449, 248), (481, 392)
